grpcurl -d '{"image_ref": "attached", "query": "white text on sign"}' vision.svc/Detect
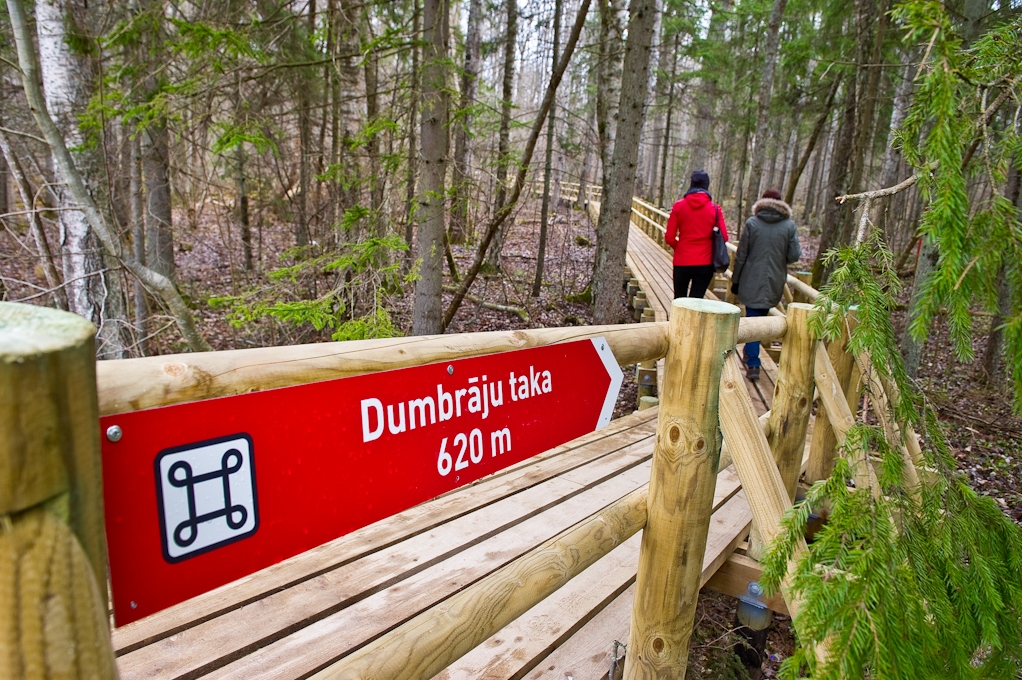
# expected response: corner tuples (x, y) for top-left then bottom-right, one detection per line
(359, 366), (554, 443)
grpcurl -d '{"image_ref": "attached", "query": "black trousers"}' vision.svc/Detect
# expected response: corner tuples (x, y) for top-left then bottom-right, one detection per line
(673, 265), (715, 300)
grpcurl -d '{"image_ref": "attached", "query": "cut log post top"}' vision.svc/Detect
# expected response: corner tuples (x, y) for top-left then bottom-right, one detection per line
(0, 301), (117, 679)
(625, 298), (740, 680)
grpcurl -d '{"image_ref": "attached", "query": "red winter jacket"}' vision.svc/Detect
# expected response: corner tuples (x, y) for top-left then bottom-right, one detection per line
(664, 191), (728, 267)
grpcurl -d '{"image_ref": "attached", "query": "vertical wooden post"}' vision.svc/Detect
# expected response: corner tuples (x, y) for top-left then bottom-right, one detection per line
(792, 271), (813, 303)
(748, 303), (815, 560)
(624, 298), (739, 680)
(805, 310), (860, 484)
(766, 303), (816, 501)
(0, 302), (117, 678)
(719, 354), (830, 666)
(633, 291), (647, 321)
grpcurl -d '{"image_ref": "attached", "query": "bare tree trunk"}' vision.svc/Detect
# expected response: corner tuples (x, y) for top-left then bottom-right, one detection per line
(690, 0), (730, 172)
(139, 5), (175, 280)
(838, 0), (888, 247)
(742, 0), (788, 215)
(129, 134), (148, 354)
(657, 32), (679, 208)
(875, 51), (915, 235)
(450, 0), (482, 244)
(596, 0), (626, 188)
(411, 0), (450, 334)
(812, 74), (856, 288)
(364, 16), (385, 237)
(297, 88), (312, 247)
(578, 103), (595, 207)
(533, 0), (563, 297)
(0, 127), (67, 310)
(592, 0), (658, 324)
(35, 0), (128, 357)
(486, 0), (518, 271)
(142, 123), (175, 279)
(237, 144), (253, 271)
(404, 0), (421, 269)
(784, 76), (839, 205)
(981, 155), (1018, 384)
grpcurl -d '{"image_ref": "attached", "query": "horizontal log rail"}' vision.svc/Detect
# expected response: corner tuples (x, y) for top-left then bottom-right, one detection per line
(96, 316), (787, 416)
(311, 486), (649, 680)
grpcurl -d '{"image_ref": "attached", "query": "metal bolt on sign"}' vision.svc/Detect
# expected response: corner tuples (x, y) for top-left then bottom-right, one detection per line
(106, 425), (122, 442)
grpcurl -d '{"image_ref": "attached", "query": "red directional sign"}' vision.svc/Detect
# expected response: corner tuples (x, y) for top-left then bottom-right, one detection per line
(99, 338), (622, 625)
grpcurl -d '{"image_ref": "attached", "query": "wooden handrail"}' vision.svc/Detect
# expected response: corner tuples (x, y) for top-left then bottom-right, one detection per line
(96, 317), (788, 415)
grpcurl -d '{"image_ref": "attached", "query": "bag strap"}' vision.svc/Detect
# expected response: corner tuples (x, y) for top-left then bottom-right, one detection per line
(713, 204), (721, 232)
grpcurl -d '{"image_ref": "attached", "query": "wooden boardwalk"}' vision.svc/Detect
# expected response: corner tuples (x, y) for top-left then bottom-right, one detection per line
(108, 199), (797, 679)
(112, 407), (756, 680)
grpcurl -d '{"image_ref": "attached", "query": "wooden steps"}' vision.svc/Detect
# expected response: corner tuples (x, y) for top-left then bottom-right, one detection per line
(112, 407), (753, 680)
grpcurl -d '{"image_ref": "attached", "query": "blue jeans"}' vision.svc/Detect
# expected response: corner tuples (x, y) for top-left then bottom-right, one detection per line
(743, 307), (771, 368)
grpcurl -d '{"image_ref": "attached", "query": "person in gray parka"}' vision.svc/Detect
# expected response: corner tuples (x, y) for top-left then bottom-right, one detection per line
(731, 189), (801, 381)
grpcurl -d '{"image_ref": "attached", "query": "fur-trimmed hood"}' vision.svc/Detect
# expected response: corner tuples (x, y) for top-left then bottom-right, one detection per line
(752, 197), (792, 222)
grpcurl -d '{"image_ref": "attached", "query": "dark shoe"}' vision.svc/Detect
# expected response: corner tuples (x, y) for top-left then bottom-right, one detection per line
(746, 365), (760, 382)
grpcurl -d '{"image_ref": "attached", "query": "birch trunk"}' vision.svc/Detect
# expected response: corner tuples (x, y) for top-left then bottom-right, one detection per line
(36, 0), (129, 358)
(10, 0), (210, 351)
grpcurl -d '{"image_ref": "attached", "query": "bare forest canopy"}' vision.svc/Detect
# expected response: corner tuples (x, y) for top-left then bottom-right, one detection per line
(0, 0), (1021, 406)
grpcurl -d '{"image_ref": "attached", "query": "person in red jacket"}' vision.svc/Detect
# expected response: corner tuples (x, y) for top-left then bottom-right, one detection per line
(664, 169), (728, 299)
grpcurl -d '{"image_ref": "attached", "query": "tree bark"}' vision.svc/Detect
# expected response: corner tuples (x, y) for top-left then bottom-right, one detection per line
(533, 0), (563, 297)
(142, 123), (175, 279)
(140, 4), (175, 280)
(657, 32), (680, 208)
(411, 0), (450, 334)
(364, 15), (385, 237)
(596, 0), (626, 189)
(812, 74), (856, 288)
(130, 134), (148, 354)
(838, 0), (888, 247)
(486, 0), (518, 271)
(34, 0), (129, 357)
(450, 0), (482, 244)
(875, 51), (915, 236)
(592, 0), (658, 324)
(404, 0), (421, 270)
(742, 0), (789, 214)
(784, 77), (839, 205)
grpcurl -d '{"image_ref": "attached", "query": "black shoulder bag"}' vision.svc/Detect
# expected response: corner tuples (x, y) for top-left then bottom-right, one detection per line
(711, 205), (730, 272)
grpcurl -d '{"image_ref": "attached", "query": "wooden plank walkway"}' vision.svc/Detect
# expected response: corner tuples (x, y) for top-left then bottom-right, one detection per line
(112, 407), (754, 680)
(109, 198), (794, 680)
